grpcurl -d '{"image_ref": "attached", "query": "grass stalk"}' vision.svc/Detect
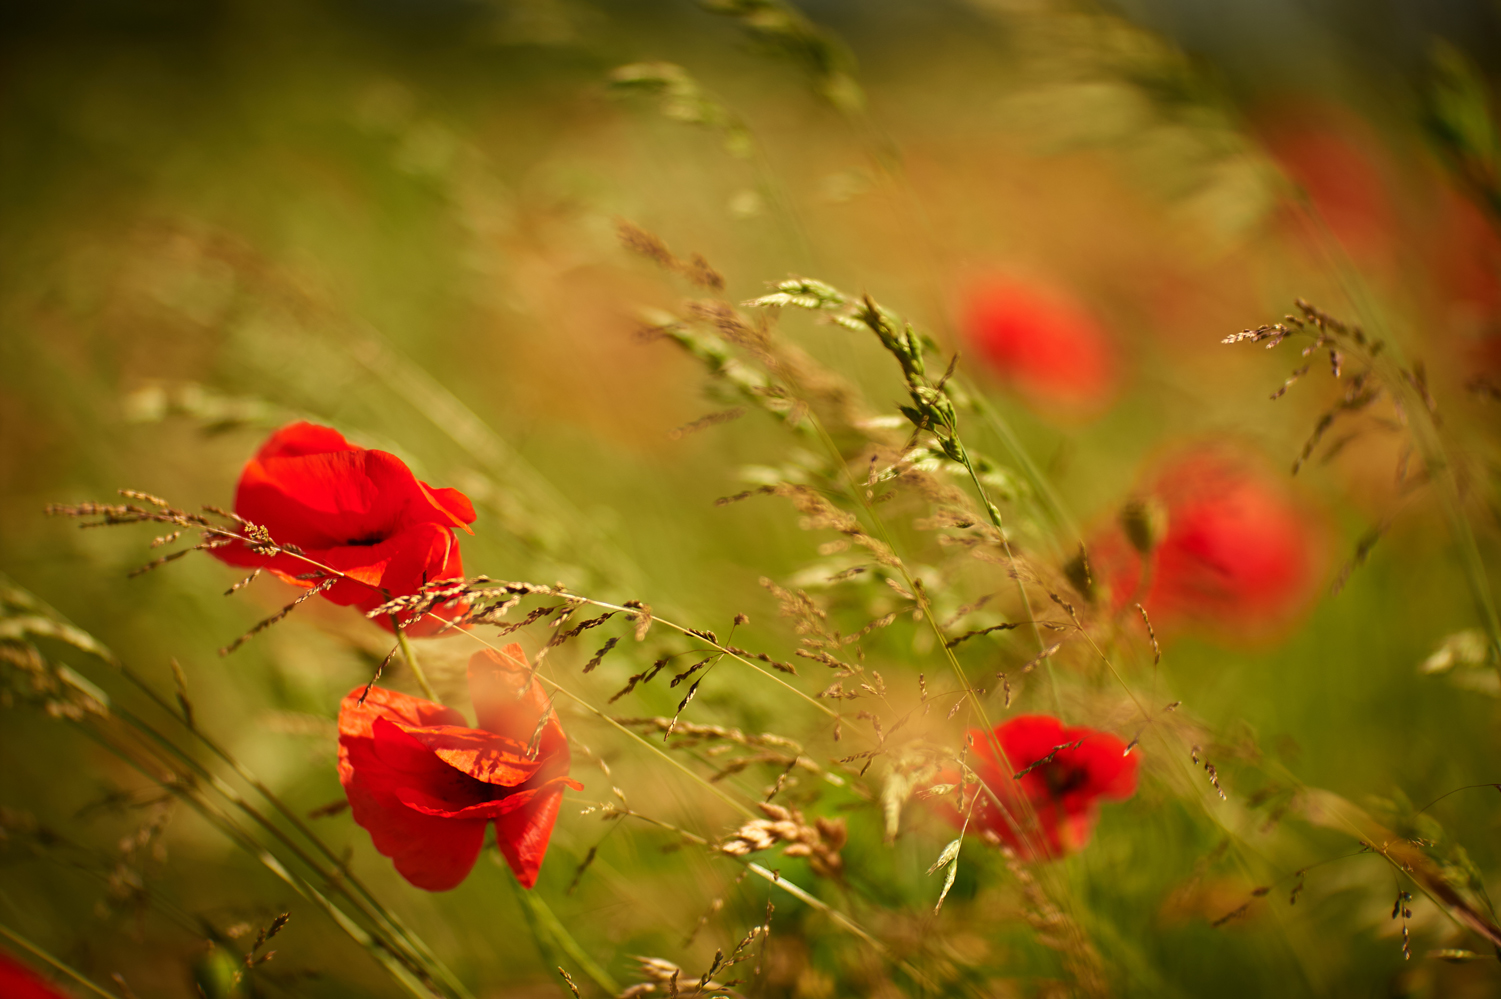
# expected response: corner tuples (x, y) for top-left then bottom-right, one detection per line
(502, 864), (622, 996)
(0, 923), (117, 999)
(392, 617), (440, 702)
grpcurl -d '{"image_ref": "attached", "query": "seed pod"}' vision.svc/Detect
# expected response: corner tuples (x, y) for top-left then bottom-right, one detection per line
(1119, 496), (1169, 556)
(1062, 548), (1095, 603)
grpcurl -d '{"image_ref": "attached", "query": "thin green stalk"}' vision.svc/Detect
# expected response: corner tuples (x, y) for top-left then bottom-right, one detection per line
(797, 411), (1067, 878)
(1066, 628), (1328, 991)
(949, 430), (1065, 720)
(0, 923), (116, 999)
(101, 701), (460, 990)
(609, 806), (936, 990)
(68, 723), (446, 998)
(393, 618), (440, 702)
(965, 388), (1084, 548)
(104, 658), (468, 998)
(2, 579), (473, 995)
(501, 862), (621, 996)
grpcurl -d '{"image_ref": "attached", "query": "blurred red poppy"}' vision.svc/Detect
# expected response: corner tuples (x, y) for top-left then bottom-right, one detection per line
(337, 642), (580, 890)
(0, 952), (72, 999)
(1090, 447), (1319, 634)
(1257, 105), (1394, 261)
(212, 422), (476, 636)
(960, 276), (1118, 412)
(931, 715), (1137, 860)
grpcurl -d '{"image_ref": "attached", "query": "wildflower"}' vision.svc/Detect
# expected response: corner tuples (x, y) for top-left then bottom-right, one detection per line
(1256, 103), (1393, 260)
(1090, 446), (1319, 634)
(932, 715), (1137, 860)
(212, 422), (476, 636)
(0, 953), (72, 999)
(337, 643), (580, 890)
(960, 276), (1118, 412)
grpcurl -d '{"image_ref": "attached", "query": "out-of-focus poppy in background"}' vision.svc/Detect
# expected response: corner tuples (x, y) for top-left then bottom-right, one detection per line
(959, 275), (1120, 414)
(1089, 446), (1322, 637)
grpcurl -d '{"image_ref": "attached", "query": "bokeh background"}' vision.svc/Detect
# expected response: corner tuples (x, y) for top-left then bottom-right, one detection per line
(3, 0), (1501, 996)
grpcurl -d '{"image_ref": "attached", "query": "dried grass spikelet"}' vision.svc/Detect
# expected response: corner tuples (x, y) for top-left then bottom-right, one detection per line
(726, 483), (898, 567)
(758, 576), (833, 643)
(618, 956), (730, 998)
(617, 716), (822, 783)
(720, 802), (846, 879)
(617, 221), (726, 291)
(0, 639), (110, 722)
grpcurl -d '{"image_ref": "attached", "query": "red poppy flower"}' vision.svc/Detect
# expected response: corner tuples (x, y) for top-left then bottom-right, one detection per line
(960, 276), (1118, 412)
(212, 422), (476, 636)
(1256, 103), (1394, 261)
(931, 715), (1137, 860)
(1089, 447), (1319, 635)
(0, 952), (72, 999)
(337, 642), (580, 890)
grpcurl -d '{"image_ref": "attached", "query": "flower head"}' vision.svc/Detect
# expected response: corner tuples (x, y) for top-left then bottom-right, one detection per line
(0, 953), (72, 999)
(337, 642), (580, 890)
(212, 422), (477, 636)
(932, 715), (1137, 860)
(1090, 446), (1319, 635)
(960, 276), (1118, 412)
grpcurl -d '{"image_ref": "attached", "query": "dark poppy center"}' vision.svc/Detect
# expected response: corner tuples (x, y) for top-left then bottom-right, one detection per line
(1041, 763), (1090, 798)
(429, 761), (518, 808)
(345, 533), (388, 547)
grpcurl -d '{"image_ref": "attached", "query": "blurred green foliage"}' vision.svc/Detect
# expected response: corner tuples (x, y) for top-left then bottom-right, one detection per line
(2, 1), (1501, 997)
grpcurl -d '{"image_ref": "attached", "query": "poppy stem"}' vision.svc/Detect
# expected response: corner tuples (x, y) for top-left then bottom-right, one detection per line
(500, 859), (621, 995)
(392, 617), (440, 702)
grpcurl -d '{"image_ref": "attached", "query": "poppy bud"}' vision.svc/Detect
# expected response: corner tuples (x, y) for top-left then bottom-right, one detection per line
(1119, 496), (1168, 556)
(1062, 548), (1096, 603)
(192, 946), (244, 999)
(1090, 446), (1320, 636)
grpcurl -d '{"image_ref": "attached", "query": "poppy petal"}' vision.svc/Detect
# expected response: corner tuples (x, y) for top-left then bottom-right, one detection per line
(0, 953), (74, 999)
(212, 423), (475, 635)
(254, 421), (361, 460)
(337, 686), (466, 743)
(390, 722), (540, 786)
(418, 482), (477, 533)
(339, 730), (492, 891)
(468, 645), (567, 763)
(494, 779), (571, 888)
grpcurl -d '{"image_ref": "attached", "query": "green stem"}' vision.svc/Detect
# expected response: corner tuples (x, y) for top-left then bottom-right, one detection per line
(0, 923), (117, 999)
(69, 722), (447, 997)
(501, 861), (621, 996)
(117, 661), (467, 996)
(966, 389), (1083, 548)
(951, 434), (1066, 720)
(0, 578), (470, 997)
(393, 618), (440, 702)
